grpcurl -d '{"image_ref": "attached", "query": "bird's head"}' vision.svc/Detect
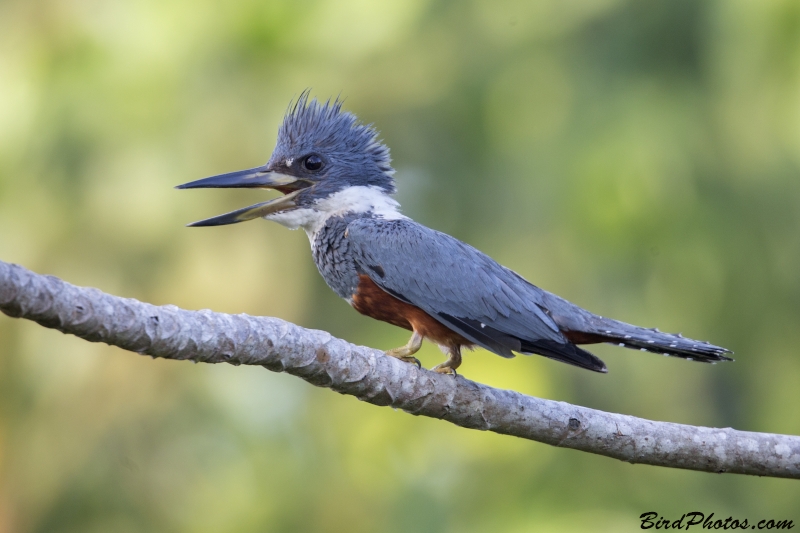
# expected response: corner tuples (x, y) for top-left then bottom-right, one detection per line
(177, 93), (400, 232)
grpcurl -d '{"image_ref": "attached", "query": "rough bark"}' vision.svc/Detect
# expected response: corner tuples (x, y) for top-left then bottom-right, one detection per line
(1, 259), (798, 479)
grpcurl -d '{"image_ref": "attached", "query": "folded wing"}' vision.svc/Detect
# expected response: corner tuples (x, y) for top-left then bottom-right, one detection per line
(345, 218), (607, 372)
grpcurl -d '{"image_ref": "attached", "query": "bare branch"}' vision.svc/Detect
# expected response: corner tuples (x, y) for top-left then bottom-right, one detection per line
(1, 259), (798, 479)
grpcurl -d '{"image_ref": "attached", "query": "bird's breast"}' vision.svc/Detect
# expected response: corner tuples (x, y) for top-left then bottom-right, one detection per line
(311, 215), (362, 299)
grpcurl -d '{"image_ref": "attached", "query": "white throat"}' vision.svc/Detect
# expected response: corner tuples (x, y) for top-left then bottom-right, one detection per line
(265, 185), (406, 238)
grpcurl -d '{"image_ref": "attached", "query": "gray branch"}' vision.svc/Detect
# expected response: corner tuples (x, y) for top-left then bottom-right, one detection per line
(1, 259), (798, 479)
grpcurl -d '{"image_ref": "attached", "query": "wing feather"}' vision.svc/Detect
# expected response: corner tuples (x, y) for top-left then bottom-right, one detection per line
(345, 218), (607, 372)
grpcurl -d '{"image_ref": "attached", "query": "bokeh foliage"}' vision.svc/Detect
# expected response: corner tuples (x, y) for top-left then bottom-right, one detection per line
(1, 0), (799, 531)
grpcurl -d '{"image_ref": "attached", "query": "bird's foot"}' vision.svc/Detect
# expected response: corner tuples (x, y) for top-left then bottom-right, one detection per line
(385, 332), (423, 368)
(432, 347), (462, 377)
(396, 355), (422, 368)
(384, 351), (421, 368)
(432, 363), (458, 377)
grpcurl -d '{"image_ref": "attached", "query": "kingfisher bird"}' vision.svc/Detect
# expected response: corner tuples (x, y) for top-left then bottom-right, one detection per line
(177, 93), (732, 375)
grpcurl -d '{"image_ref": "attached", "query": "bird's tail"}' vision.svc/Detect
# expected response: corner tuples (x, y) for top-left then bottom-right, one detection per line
(569, 318), (733, 364)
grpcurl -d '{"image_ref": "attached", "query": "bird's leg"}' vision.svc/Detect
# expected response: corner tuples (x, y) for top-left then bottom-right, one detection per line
(385, 331), (423, 368)
(433, 345), (462, 376)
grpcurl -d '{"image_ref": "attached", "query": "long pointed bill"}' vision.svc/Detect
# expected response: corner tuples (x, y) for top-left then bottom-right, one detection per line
(175, 165), (305, 190)
(177, 164), (312, 227)
(186, 190), (302, 227)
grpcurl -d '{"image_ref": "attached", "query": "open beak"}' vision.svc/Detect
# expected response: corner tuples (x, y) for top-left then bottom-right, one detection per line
(176, 164), (310, 227)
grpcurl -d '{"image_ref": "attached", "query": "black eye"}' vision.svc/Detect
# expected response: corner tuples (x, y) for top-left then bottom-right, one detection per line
(303, 154), (323, 172)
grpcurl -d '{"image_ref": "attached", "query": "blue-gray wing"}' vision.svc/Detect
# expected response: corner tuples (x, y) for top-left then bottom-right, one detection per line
(346, 218), (606, 371)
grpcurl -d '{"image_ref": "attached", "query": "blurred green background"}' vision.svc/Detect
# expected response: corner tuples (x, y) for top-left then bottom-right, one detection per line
(1, 0), (799, 531)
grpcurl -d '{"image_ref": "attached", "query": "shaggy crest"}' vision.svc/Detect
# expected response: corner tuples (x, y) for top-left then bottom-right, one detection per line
(276, 91), (395, 192)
